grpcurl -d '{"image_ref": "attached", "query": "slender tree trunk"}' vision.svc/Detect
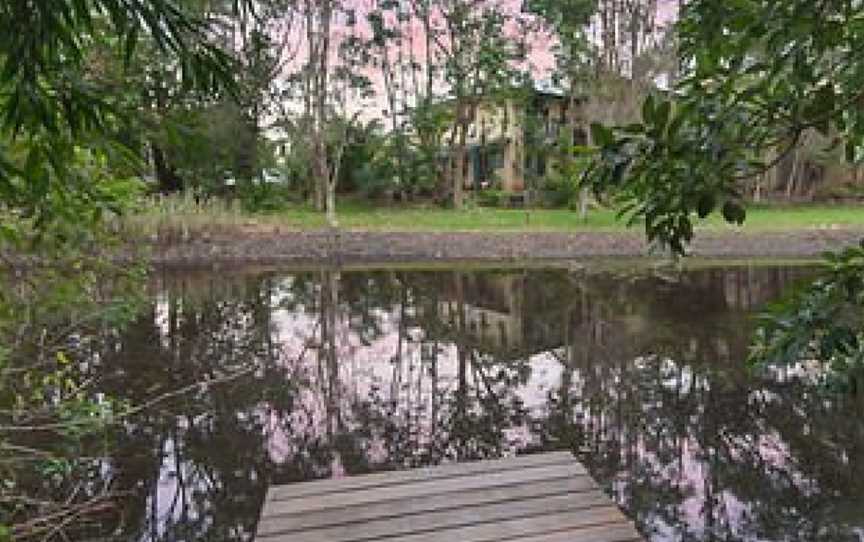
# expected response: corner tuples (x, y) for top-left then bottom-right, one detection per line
(326, 181), (338, 227)
(317, 3), (332, 210)
(454, 119), (468, 209)
(569, 63), (590, 220)
(787, 148), (799, 200)
(302, 0), (330, 212)
(578, 105), (592, 219)
(423, 2), (433, 102)
(152, 143), (183, 193)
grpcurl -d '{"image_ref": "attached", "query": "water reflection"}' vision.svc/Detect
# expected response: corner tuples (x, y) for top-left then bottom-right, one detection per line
(89, 264), (863, 541)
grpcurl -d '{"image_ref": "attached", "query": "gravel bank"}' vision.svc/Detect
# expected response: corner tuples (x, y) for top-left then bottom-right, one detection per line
(143, 229), (864, 267)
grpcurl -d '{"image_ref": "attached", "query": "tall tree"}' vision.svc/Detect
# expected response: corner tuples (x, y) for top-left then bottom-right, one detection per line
(0, 0), (236, 231)
(125, 0), (294, 193)
(428, 0), (531, 209)
(529, 0), (668, 216)
(283, 0), (372, 225)
(587, 0), (864, 254)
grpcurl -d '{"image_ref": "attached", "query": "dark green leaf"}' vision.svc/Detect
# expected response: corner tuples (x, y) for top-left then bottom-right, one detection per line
(721, 200), (746, 225)
(696, 193), (716, 218)
(589, 122), (614, 147)
(642, 94), (655, 125)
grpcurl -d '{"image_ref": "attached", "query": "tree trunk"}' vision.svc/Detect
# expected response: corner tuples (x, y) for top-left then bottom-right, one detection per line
(452, 101), (471, 210)
(787, 148), (799, 200)
(569, 71), (590, 220)
(578, 107), (592, 219)
(326, 179), (338, 227)
(453, 131), (467, 209)
(152, 143), (183, 193)
(314, 142), (328, 211)
(754, 174), (762, 202)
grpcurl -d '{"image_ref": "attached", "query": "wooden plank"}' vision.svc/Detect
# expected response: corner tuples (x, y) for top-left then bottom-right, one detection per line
(261, 462), (587, 517)
(517, 523), (643, 542)
(257, 489), (610, 541)
(268, 451), (575, 502)
(375, 507), (629, 542)
(257, 452), (645, 542)
(259, 476), (592, 531)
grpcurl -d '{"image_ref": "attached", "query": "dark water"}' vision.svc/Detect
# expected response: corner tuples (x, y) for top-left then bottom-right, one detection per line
(75, 264), (864, 541)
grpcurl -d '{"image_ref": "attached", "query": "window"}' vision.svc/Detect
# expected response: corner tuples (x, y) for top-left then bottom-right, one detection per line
(489, 145), (505, 170)
(574, 128), (587, 146)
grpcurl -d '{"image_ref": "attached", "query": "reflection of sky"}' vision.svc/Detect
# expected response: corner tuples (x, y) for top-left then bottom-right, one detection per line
(268, 310), (469, 466)
(143, 418), (214, 542)
(259, 291), (828, 540)
(263, 287), (571, 468)
(268, 0), (682, 122)
(140, 267), (862, 542)
(262, 290), (859, 541)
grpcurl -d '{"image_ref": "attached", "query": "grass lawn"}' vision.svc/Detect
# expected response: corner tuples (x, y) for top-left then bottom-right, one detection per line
(132, 194), (864, 236)
(271, 200), (864, 233)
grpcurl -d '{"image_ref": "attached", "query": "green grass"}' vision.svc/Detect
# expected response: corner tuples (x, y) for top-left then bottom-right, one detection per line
(125, 194), (864, 240)
(700, 203), (864, 231)
(265, 200), (864, 233)
(281, 200), (625, 231)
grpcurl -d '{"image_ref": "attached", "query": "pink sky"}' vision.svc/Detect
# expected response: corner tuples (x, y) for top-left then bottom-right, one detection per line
(268, 0), (681, 123)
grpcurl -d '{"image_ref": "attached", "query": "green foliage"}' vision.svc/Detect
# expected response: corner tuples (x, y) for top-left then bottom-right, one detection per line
(0, 1), (239, 533)
(338, 126), (395, 198)
(336, 121), (442, 200)
(585, 94), (750, 254)
(475, 189), (507, 207)
(751, 245), (864, 391)
(0, 254), (146, 537)
(238, 180), (292, 213)
(579, 0), (864, 388)
(586, 0), (864, 255)
(0, 0), (239, 234)
(539, 131), (592, 209)
(1, 146), (146, 248)
(542, 171), (581, 208)
(352, 162), (397, 199)
(405, 101), (455, 195)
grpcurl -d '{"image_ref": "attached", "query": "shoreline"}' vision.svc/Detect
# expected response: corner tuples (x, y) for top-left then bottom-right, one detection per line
(141, 229), (864, 268)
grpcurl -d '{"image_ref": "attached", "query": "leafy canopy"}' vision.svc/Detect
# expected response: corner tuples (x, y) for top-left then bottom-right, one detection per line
(0, 0), (237, 233)
(585, 0), (864, 254)
(584, 0), (864, 383)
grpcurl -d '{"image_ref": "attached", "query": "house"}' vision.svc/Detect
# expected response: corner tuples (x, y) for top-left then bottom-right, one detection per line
(446, 86), (587, 195)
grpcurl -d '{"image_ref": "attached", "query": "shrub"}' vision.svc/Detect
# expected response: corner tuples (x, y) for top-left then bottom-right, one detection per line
(238, 180), (292, 213)
(476, 189), (507, 208)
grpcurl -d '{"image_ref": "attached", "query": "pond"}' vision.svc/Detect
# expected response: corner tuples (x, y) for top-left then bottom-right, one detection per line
(46, 264), (864, 541)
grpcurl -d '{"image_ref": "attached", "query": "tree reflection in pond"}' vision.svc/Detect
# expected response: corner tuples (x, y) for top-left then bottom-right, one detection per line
(79, 265), (863, 541)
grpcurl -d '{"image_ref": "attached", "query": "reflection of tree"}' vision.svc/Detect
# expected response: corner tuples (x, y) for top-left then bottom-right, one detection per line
(21, 264), (863, 542)
(268, 268), (534, 478)
(529, 267), (864, 542)
(93, 274), (295, 542)
(261, 264), (863, 542)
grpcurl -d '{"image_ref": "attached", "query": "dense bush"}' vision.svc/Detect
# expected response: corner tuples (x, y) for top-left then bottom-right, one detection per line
(238, 181), (294, 213)
(541, 172), (581, 208)
(475, 189), (507, 207)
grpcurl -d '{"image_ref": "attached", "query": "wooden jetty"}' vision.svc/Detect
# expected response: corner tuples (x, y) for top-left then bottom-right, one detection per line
(256, 451), (644, 542)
